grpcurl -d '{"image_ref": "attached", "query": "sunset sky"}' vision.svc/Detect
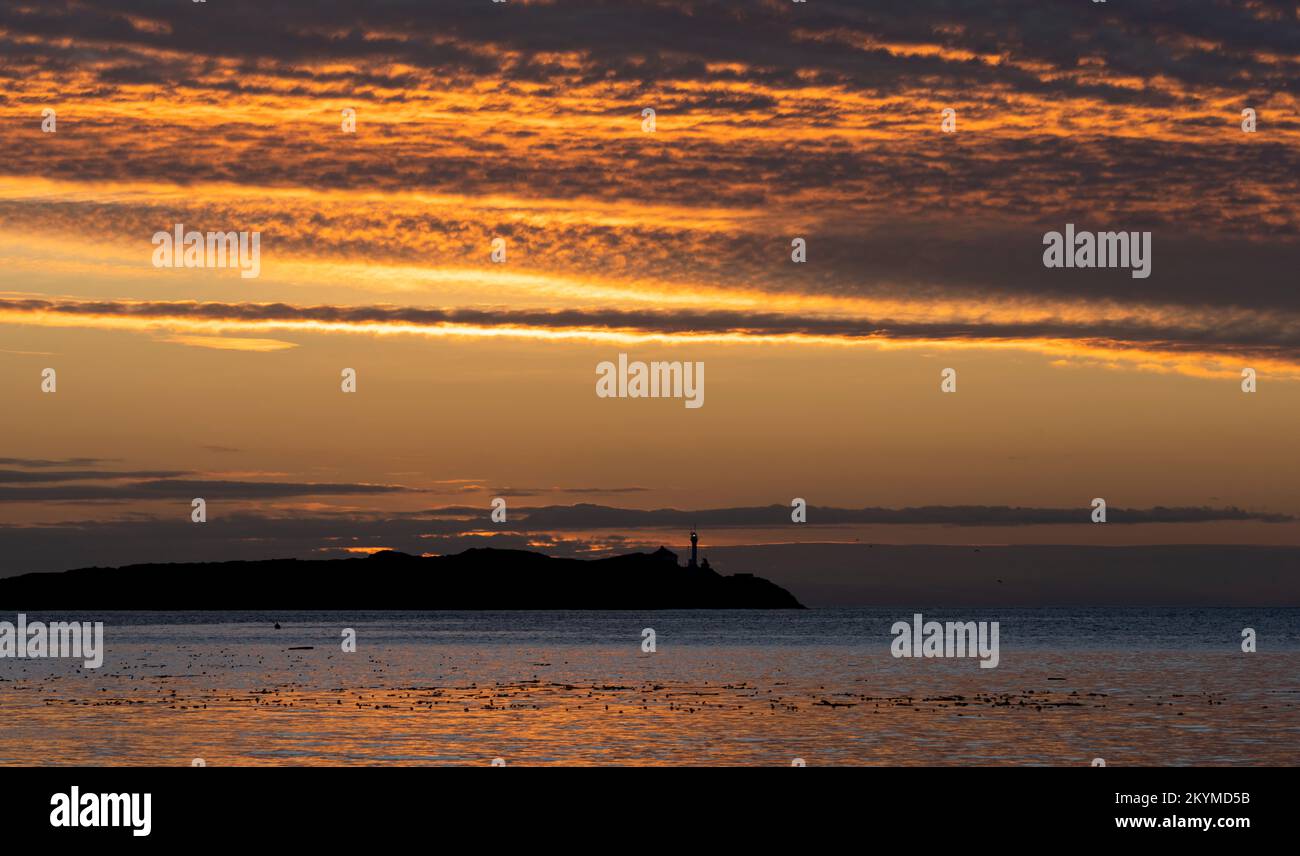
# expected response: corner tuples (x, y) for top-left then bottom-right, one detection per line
(2, 0), (1299, 578)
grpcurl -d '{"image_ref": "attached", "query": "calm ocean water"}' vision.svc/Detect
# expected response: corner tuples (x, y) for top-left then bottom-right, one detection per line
(3, 609), (1298, 766)
(16, 607), (1298, 647)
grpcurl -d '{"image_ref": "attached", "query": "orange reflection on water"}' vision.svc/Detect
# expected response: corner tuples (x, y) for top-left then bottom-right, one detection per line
(3, 643), (1296, 766)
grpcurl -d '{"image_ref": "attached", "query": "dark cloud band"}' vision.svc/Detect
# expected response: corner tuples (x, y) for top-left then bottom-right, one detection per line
(4, 297), (1298, 362)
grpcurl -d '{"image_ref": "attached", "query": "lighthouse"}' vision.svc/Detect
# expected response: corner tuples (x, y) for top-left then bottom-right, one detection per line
(689, 526), (699, 569)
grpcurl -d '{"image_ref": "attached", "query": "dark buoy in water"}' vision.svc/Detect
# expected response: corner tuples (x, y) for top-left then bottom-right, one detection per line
(274, 622), (281, 630)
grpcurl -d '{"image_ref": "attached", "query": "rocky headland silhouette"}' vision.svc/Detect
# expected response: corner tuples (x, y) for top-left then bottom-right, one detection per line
(0, 546), (805, 609)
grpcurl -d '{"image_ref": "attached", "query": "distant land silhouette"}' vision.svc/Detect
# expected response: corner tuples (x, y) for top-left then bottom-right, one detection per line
(0, 546), (804, 610)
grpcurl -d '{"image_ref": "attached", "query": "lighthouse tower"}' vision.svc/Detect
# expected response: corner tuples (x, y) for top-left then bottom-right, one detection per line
(688, 526), (699, 569)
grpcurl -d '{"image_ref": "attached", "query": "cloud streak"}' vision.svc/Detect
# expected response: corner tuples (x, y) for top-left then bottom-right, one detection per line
(4, 297), (1298, 377)
(0, 479), (418, 502)
(0, 502), (1291, 576)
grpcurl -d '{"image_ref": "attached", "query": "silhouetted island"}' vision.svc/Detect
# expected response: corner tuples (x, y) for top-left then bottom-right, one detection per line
(0, 545), (804, 610)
